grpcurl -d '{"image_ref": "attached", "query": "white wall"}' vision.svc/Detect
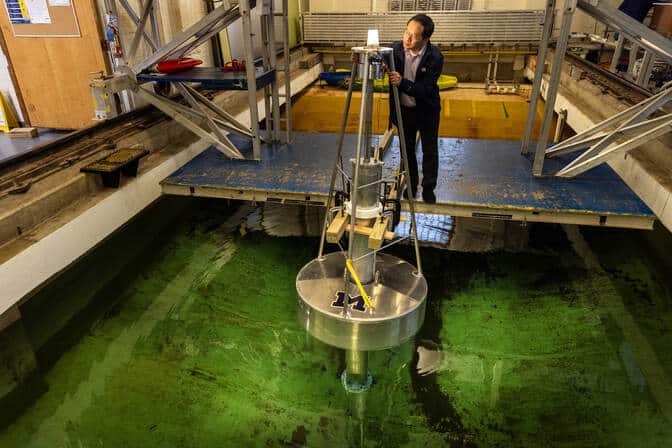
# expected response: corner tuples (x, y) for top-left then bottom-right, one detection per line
(307, 0), (624, 35)
(308, 0), (545, 11)
(0, 46), (24, 124)
(308, 0), (372, 12)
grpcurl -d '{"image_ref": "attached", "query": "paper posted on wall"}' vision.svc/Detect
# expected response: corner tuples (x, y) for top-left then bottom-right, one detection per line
(6, 0), (52, 24)
(24, 0), (50, 23)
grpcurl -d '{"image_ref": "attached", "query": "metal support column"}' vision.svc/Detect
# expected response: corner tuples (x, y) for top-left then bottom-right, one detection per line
(521, 0), (556, 155)
(635, 50), (654, 87)
(554, 108), (567, 142)
(627, 42), (639, 81)
(265, 0), (281, 142)
(149, 0), (160, 45)
(240, 0), (262, 159)
(260, 11), (273, 142)
(609, 33), (624, 72)
(532, 0), (576, 176)
(282, 0), (292, 143)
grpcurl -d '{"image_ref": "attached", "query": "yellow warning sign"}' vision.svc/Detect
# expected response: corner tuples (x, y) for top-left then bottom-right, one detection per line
(0, 92), (18, 133)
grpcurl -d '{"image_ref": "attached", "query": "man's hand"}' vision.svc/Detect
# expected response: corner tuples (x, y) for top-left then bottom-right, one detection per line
(389, 71), (401, 86)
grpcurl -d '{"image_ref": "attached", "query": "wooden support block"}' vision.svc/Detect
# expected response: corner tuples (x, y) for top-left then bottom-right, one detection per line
(326, 212), (348, 243)
(8, 127), (38, 138)
(389, 182), (399, 200)
(80, 148), (149, 188)
(368, 216), (390, 249)
(345, 223), (395, 242)
(298, 53), (321, 69)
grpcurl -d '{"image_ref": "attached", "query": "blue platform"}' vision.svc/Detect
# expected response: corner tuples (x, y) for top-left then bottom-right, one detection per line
(136, 67), (276, 90)
(161, 132), (655, 229)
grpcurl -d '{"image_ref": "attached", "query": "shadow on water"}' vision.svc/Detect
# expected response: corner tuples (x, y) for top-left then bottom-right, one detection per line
(1, 197), (227, 429)
(404, 247), (487, 448)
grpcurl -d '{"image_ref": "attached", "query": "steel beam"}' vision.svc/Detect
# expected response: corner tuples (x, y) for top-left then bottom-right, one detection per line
(133, 1), (242, 73)
(532, 0), (576, 176)
(557, 117), (672, 177)
(265, 2), (281, 142)
(635, 50), (654, 86)
(118, 0), (159, 51)
(142, 90), (253, 140)
(609, 33), (624, 72)
(282, 0), (292, 143)
(175, 82), (238, 151)
(181, 83), (253, 137)
(521, 0), (555, 155)
(547, 80), (672, 154)
(136, 86), (244, 159)
(547, 112), (672, 157)
(559, 85), (672, 172)
(240, 0), (262, 159)
(128, 0), (155, 61)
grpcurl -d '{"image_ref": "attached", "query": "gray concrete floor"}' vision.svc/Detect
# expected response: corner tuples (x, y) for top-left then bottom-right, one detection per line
(0, 129), (71, 165)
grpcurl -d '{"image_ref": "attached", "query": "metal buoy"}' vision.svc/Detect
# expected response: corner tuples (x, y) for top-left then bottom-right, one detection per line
(296, 32), (427, 392)
(296, 252), (427, 352)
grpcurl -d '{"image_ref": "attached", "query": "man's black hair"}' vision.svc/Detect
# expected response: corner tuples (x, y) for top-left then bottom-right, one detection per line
(408, 14), (434, 39)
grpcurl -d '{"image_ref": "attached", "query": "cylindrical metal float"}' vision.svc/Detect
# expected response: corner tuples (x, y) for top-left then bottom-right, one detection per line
(296, 252), (427, 352)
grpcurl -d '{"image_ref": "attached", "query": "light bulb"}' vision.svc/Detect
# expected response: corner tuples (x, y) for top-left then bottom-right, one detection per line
(367, 29), (379, 47)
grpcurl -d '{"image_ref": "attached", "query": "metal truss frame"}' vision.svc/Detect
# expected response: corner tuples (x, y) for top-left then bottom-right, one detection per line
(93, 0), (291, 161)
(522, 0), (672, 177)
(485, 53), (520, 95)
(545, 83), (672, 177)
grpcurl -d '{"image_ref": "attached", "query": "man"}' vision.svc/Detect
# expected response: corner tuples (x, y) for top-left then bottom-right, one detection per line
(388, 14), (444, 204)
(618, 0), (654, 22)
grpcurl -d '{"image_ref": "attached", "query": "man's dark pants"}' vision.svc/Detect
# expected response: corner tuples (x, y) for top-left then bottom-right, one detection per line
(396, 105), (439, 197)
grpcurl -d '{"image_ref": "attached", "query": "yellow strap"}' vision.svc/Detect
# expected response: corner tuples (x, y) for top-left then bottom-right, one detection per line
(345, 258), (373, 310)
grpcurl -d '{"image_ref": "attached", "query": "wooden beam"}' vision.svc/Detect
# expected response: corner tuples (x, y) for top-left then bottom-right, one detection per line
(326, 211), (348, 243)
(345, 223), (395, 242)
(368, 216), (390, 249)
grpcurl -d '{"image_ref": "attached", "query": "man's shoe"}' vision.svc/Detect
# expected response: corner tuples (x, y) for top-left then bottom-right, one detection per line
(422, 189), (436, 204)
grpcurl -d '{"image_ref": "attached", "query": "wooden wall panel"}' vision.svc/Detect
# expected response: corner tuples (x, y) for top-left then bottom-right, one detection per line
(0, 0), (110, 129)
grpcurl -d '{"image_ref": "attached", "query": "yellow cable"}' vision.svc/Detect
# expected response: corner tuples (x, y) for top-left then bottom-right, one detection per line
(345, 258), (374, 310)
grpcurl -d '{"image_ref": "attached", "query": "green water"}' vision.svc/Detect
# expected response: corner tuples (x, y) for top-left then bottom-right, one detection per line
(1, 197), (672, 447)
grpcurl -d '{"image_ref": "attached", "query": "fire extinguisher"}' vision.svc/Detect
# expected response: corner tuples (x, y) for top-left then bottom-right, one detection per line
(105, 12), (123, 59)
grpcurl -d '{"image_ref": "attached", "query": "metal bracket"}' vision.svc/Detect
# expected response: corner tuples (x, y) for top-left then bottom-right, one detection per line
(136, 85), (245, 159)
(90, 73), (137, 120)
